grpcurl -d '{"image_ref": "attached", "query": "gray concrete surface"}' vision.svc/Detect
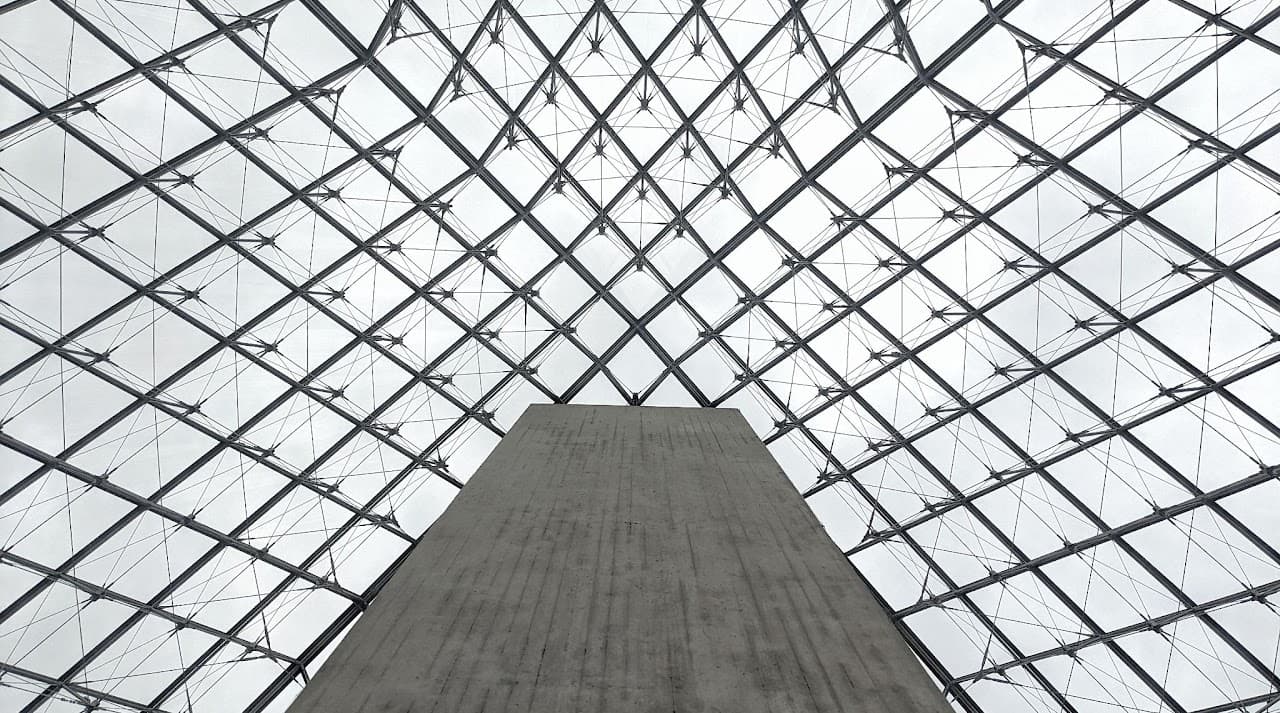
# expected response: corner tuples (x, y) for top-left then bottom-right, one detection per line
(286, 404), (951, 713)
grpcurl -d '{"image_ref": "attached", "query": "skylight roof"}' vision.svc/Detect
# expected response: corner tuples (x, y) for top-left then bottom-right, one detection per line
(2, 1), (1279, 712)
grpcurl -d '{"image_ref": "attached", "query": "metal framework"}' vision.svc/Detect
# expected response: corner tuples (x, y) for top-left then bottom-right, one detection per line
(1, 0), (1278, 712)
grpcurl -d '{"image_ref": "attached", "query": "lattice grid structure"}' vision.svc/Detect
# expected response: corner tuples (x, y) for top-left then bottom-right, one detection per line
(2, 0), (1279, 711)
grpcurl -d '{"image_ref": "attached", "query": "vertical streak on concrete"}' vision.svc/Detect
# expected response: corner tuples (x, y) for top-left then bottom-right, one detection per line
(286, 404), (951, 713)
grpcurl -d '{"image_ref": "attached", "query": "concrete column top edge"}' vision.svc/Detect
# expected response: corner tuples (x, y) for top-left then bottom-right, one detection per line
(520, 403), (743, 414)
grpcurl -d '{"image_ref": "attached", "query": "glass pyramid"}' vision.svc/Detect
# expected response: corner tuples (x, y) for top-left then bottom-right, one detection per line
(1, 0), (1279, 711)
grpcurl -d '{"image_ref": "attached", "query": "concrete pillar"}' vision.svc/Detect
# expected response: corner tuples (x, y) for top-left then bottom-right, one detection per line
(286, 404), (950, 713)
